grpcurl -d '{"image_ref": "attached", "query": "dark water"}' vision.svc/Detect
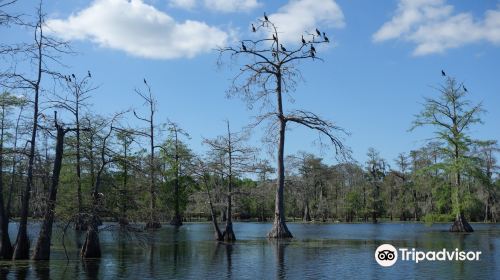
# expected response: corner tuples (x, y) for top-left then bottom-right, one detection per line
(0, 222), (498, 279)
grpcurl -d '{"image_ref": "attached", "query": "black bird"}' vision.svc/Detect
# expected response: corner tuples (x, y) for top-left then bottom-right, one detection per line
(280, 44), (287, 52)
(310, 45), (316, 53)
(311, 50), (315, 58)
(324, 35), (329, 43)
(68, 76), (71, 82)
(252, 24), (256, 32)
(242, 42), (247, 51)
(72, 73), (76, 79)
(463, 85), (468, 92)
(143, 78), (147, 84)
(301, 35), (306, 45)
(316, 28), (321, 37)
(88, 70), (91, 78)
(441, 70), (446, 76)
(264, 12), (269, 21)
(272, 34), (277, 41)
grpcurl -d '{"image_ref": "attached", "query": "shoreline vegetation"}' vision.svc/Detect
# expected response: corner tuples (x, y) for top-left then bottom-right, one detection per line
(0, 1), (497, 266)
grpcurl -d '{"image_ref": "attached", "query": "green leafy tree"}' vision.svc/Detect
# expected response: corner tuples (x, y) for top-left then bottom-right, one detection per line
(411, 76), (483, 232)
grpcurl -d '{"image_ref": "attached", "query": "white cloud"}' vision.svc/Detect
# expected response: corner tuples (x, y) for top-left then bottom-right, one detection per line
(46, 0), (229, 59)
(203, 0), (261, 13)
(267, 0), (345, 44)
(169, 0), (197, 10)
(373, 0), (500, 55)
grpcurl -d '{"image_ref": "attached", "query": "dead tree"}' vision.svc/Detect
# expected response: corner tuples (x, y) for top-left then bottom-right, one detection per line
(204, 121), (255, 241)
(81, 113), (121, 259)
(134, 80), (161, 229)
(32, 111), (78, 260)
(50, 72), (96, 230)
(0, 92), (25, 259)
(0, 2), (72, 259)
(218, 18), (348, 238)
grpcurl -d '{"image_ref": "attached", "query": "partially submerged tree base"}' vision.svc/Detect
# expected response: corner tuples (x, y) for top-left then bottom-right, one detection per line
(268, 219), (293, 239)
(222, 223), (236, 242)
(145, 221), (161, 229)
(450, 213), (474, 232)
(81, 226), (101, 258)
(119, 218), (130, 227)
(12, 233), (30, 260)
(169, 215), (183, 227)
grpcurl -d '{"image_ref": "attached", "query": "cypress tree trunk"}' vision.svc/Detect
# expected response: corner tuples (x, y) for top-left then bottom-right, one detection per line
(32, 123), (65, 260)
(268, 71), (292, 239)
(0, 107), (13, 259)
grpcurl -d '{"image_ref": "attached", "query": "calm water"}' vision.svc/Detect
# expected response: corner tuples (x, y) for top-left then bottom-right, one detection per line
(0, 222), (498, 279)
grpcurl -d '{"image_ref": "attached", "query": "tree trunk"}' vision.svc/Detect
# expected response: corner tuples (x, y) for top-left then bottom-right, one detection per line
(170, 134), (183, 227)
(32, 124), (65, 260)
(450, 212), (474, 232)
(206, 180), (222, 241)
(303, 201), (311, 222)
(81, 224), (101, 258)
(0, 107), (13, 259)
(268, 71), (292, 239)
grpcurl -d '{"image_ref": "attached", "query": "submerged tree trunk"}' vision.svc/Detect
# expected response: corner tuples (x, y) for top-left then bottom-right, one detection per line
(205, 179), (222, 241)
(450, 212), (474, 232)
(303, 201), (311, 222)
(81, 223), (101, 258)
(0, 107), (13, 259)
(32, 121), (66, 260)
(170, 131), (182, 227)
(222, 122), (236, 241)
(268, 98), (292, 238)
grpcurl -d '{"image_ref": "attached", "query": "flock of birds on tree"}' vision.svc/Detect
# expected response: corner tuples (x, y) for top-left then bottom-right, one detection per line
(442, 69), (468, 92)
(63, 71), (91, 83)
(241, 12), (330, 58)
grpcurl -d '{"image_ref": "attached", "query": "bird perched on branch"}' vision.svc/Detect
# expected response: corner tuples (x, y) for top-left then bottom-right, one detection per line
(310, 45), (316, 53)
(463, 85), (468, 92)
(316, 28), (321, 37)
(72, 73), (76, 79)
(252, 24), (256, 32)
(88, 70), (91, 78)
(264, 12), (269, 21)
(242, 42), (247, 51)
(280, 44), (287, 52)
(301, 35), (306, 45)
(143, 78), (147, 84)
(441, 70), (446, 76)
(323, 32), (329, 42)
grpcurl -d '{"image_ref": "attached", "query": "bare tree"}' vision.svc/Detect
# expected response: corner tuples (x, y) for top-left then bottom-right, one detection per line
(0, 91), (25, 259)
(49, 71), (96, 230)
(134, 79), (161, 229)
(0, 0), (19, 26)
(32, 111), (78, 260)
(218, 18), (348, 238)
(0, 1), (72, 259)
(81, 112), (123, 258)
(204, 121), (255, 241)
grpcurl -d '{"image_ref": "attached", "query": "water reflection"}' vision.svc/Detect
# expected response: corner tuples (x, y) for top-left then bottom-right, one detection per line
(270, 240), (288, 280)
(82, 259), (100, 279)
(0, 222), (497, 279)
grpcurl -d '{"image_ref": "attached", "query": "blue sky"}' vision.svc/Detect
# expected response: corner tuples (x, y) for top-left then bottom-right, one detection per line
(2, 0), (500, 167)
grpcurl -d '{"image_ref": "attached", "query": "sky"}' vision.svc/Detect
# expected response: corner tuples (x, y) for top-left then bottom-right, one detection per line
(2, 0), (500, 167)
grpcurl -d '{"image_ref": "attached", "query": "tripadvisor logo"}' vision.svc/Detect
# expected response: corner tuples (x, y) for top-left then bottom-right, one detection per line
(375, 244), (482, 267)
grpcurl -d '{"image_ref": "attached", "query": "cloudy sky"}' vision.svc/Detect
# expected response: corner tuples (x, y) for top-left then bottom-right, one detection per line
(2, 0), (500, 164)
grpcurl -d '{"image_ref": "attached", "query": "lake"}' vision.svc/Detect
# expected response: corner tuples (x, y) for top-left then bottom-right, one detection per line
(0, 222), (498, 279)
